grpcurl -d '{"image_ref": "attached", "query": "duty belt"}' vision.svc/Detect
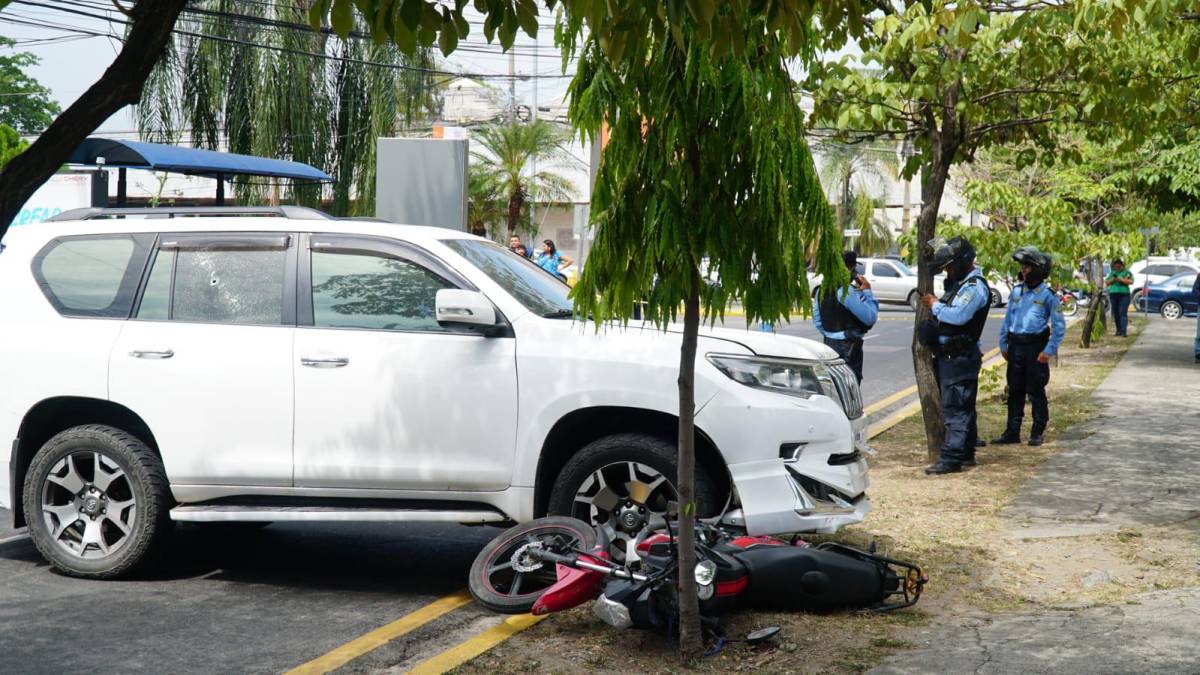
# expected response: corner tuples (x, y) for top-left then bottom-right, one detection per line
(1008, 330), (1050, 345)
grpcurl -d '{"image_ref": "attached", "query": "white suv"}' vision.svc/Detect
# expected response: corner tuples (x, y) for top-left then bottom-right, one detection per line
(0, 207), (870, 578)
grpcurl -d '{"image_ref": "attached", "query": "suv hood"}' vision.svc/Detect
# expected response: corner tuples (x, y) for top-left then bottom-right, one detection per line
(688, 324), (839, 362)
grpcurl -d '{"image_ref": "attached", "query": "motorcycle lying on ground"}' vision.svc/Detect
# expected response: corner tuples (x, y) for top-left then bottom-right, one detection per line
(468, 515), (926, 644)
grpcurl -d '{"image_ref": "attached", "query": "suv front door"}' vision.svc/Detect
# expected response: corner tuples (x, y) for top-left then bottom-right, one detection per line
(109, 232), (297, 487)
(292, 234), (518, 491)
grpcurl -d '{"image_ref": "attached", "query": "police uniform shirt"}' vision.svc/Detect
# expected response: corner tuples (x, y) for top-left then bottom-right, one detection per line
(932, 268), (989, 344)
(998, 282), (1067, 356)
(813, 286), (880, 340)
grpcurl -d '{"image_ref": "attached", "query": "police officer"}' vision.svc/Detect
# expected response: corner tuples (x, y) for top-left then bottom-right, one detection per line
(920, 236), (991, 475)
(813, 251), (879, 384)
(993, 246), (1065, 447)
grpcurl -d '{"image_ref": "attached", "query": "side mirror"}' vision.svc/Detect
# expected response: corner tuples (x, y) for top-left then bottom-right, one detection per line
(435, 289), (496, 329)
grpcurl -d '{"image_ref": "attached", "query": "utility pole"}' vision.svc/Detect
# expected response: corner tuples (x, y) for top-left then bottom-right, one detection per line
(900, 137), (914, 233)
(531, 33), (538, 240)
(508, 51), (516, 122)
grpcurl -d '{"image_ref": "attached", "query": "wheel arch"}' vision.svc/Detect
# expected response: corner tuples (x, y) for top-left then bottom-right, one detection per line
(532, 406), (730, 518)
(10, 397), (160, 529)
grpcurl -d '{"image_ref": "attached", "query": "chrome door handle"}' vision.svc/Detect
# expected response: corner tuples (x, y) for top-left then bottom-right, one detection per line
(130, 349), (174, 359)
(300, 356), (349, 368)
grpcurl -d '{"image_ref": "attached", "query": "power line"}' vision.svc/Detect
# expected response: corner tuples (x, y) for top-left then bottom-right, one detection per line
(10, 0), (575, 81)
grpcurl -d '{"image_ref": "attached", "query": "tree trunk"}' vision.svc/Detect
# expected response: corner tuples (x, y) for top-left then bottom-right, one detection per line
(675, 271), (703, 661)
(1081, 257), (1105, 347)
(506, 186), (524, 236)
(912, 152), (955, 463)
(0, 0), (189, 238)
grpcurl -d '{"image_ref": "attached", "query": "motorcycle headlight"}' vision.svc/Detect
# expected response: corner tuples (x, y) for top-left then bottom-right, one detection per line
(707, 354), (836, 400)
(694, 560), (717, 586)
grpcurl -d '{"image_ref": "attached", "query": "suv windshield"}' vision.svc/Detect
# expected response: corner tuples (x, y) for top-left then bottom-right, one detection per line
(441, 239), (575, 317)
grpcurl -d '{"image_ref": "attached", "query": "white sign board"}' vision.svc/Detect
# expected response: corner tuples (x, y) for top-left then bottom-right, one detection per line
(9, 173), (93, 228)
(842, 228), (862, 237)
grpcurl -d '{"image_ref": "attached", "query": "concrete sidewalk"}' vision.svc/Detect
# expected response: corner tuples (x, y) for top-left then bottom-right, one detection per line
(874, 319), (1200, 674)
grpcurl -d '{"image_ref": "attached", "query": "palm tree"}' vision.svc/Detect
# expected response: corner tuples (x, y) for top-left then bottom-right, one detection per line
(816, 140), (899, 232)
(467, 167), (506, 238)
(137, 1), (440, 215)
(849, 192), (895, 256)
(471, 120), (577, 236)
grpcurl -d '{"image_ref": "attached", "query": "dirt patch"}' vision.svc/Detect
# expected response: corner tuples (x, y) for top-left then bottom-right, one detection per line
(453, 319), (1200, 674)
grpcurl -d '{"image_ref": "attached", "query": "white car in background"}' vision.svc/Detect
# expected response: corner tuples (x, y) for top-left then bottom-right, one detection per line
(0, 206), (870, 579)
(812, 257), (1009, 310)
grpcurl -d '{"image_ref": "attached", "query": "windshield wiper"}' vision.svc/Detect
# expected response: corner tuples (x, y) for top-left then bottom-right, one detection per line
(541, 309), (576, 318)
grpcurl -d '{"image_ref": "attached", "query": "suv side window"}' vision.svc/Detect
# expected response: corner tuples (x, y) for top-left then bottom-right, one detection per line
(136, 234), (290, 325)
(33, 234), (154, 318)
(310, 248), (455, 332)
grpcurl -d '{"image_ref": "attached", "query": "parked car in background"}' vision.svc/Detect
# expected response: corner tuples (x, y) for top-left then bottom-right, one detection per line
(810, 257), (921, 309)
(0, 206), (870, 579)
(1129, 259), (1200, 297)
(934, 272), (1011, 308)
(1141, 271), (1199, 319)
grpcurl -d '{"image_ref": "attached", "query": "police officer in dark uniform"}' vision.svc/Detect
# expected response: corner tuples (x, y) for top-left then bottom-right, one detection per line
(813, 251), (880, 384)
(993, 246), (1065, 447)
(920, 236), (991, 475)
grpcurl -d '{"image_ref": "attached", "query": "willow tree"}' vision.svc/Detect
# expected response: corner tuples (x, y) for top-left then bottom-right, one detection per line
(138, 0), (440, 214)
(558, 5), (842, 656)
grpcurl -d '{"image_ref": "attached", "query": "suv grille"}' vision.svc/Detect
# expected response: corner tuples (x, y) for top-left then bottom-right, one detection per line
(827, 361), (864, 419)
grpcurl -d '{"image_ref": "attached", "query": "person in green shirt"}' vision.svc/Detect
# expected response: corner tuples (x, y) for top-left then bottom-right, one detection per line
(1105, 259), (1134, 337)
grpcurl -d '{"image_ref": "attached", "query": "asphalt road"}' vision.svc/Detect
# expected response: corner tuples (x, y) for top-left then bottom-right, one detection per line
(0, 514), (497, 673)
(0, 303), (1003, 673)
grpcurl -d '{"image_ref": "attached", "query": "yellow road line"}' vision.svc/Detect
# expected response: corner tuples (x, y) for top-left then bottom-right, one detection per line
(867, 348), (1004, 440)
(863, 384), (918, 415)
(285, 590), (473, 675)
(405, 614), (546, 675)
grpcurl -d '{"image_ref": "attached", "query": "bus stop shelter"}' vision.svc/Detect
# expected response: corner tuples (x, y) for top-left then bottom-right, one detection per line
(66, 138), (333, 206)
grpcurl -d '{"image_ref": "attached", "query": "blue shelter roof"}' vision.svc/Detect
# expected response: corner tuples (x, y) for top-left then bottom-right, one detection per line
(67, 138), (332, 182)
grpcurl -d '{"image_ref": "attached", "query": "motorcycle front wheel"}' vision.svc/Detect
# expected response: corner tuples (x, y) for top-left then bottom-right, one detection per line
(1061, 294), (1079, 316)
(469, 517), (598, 614)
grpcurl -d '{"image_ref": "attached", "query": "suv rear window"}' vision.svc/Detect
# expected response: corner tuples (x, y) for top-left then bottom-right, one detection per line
(33, 234), (153, 317)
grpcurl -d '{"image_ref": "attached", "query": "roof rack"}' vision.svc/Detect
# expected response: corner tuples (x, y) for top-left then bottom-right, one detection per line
(47, 206), (334, 222)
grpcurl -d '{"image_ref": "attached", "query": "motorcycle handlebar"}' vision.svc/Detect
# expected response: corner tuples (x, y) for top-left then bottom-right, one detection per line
(529, 548), (650, 582)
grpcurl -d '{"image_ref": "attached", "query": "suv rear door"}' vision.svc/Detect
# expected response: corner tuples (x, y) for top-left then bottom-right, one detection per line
(108, 232), (297, 487)
(867, 260), (907, 302)
(291, 234), (518, 491)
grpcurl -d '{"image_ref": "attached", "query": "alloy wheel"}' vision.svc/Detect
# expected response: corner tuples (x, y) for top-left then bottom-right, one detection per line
(571, 461), (676, 559)
(40, 451), (137, 560)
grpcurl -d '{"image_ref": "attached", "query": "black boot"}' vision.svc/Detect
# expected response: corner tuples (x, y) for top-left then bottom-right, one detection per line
(1028, 427), (1045, 446)
(962, 456), (978, 467)
(975, 438), (987, 448)
(925, 461), (963, 475)
(991, 430), (1021, 444)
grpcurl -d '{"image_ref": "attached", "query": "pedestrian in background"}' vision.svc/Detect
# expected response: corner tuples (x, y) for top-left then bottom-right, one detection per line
(508, 235), (532, 258)
(920, 236), (991, 475)
(1193, 272), (1200, 364)
(813, 251), (879, 384)
(994, 246), (1066, 447)
(536, 239), (573, 281)
(1105, 258), (1133, 337)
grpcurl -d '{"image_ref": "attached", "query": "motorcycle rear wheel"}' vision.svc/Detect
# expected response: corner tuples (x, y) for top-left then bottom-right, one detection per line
(469, 517), (598, 614)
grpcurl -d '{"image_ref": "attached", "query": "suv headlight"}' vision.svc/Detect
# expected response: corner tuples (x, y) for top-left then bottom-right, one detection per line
(707, 354), (837, 400)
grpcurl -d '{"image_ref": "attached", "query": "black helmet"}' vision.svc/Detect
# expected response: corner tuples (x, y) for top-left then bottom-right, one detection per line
(928, 236), (976, 279)
(1012, 245), (1052, 285)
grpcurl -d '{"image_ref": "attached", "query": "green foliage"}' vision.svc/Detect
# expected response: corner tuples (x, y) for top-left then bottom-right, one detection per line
(562, 5), (843, 327)
(137, 1), (440, 214)
(470, 120), (577, 236)
(0, 123), (26, 168)
(0, 37), (61, 134)
(311, 0), (851, 61)
(466, 166), (506, 238)
(850, 192), (895, 257)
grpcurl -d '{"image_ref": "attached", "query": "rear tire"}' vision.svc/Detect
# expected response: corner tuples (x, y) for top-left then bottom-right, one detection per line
(468, 517), (597, 614)
(22, 425), (172, 579)
(989, 289), (1003, 307)
(1161, 300), (1183, 320)
(907, 290), (921, 311)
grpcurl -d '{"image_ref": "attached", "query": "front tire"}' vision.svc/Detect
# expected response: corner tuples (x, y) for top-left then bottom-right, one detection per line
(22, 425), (172, 579)
(989, 289), (1003, 307)
(468, 517), (596, 614)
(547, 433), (717, 557)
(1161, 300), (1183, 320)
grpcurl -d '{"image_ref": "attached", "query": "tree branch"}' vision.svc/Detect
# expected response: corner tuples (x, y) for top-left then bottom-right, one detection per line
(0, 0), (189, 236)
